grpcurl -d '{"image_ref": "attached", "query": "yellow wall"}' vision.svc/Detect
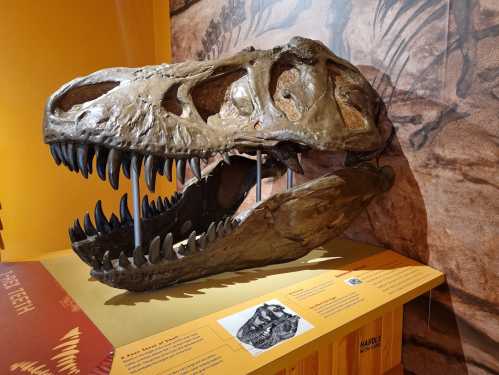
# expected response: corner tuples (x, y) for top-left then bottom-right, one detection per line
(0, 1), (174, 261)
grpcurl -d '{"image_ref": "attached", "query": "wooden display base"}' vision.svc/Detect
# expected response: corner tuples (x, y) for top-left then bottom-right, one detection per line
(2, 239), (443, 374)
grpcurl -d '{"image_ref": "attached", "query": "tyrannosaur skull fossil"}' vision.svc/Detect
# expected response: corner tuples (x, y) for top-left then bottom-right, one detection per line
(43, 37), (394, 291)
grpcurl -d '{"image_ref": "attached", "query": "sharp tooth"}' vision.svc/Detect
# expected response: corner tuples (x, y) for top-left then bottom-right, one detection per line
(119, 251), (130, 267)
(162, 233), (176, 260)
(109, 213), (120, 230)
(156, 197), (164, 211)
(189, 157), (201, 180)
(149, 236), (161, 264)
(133, 246), (147, 267)
(163, 197), (171, 209)
(120, 193), (133, 224)
(207, 222), (216, 242)
(83, 212), (97, 236)
(95, 200), (111, 233)
(145, 155), (157, 192)
(73, 219), (86, 240)
(141, 195), (152, 219)
(50, 144), (62, 165)
(150, 200), (159, 215)
(216, 221), (225, 238)
(224, 217), (233, 235)
(102, 251), (113, 271)
(68, 228), (76, 243)
(96, 146), (108, 181)
(122, 157), (131, 179)
(180, 220), (192, 236)
(176, 159), (186, 184)
(54, 143), (65, 164)
(186, 231), (197, 254)
(107, 149), (122, 190)
(222, 152), (231, 165)
(66, 143), (78, 172)
(91, 256), (101, 270)
(61, 143), (71, 168)
(77, 144), (89, 178)
(164, 158), (173, 182)
(197, 233), (207, 250)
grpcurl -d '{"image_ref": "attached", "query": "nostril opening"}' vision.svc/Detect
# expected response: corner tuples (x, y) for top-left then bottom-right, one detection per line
(161, 83), (182, 116)
(54, 81), (119, 112)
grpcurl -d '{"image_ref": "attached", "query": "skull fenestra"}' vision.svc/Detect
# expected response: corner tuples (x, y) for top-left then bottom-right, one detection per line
(43, 37), (394, 291)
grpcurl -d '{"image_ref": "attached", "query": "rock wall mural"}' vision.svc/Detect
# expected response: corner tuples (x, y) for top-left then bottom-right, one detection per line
(170, 0), (499, 373)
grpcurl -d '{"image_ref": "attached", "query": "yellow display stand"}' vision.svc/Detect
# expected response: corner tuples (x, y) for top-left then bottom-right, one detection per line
(41, 239), (444, 374)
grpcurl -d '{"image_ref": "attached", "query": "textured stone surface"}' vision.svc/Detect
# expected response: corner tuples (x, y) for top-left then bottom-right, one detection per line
(172, 1), (499, 373)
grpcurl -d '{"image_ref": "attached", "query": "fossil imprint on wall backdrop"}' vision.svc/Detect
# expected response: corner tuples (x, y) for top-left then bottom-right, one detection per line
(43, 37), (394, 291)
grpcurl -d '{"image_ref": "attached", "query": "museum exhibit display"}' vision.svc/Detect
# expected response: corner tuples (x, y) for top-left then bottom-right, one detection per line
(2, 1), (498, 374)
(43, 37), (395, 291)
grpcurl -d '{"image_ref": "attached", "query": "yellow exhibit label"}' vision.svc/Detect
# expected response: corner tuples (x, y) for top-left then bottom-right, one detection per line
(111, 250), (444, 374)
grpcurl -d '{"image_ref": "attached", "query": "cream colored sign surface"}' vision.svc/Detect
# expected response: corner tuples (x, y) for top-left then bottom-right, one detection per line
(111, 251), (444, 374)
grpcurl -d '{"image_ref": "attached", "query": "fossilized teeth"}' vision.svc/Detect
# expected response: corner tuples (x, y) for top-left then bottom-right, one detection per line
(84, 212), (97, 236)
(96, 146), (108, 181)
(67, 143), (78, 172)
(142, 195), (152, 219)
(91, 256), (101, 270)
(162, 233), (176, 260)
(190, 157), (201, 180)
(150, 200), (157, 215)
(163, 197), (170, 209)
(222, 152), (231, 165)
(187, 231), (197, 254)
(207, 222), (216, 242)
(216, 221), (225, 238)
(54, 143), (65, 165)
(197, 233), (207, 250)
(73, 219), (85, 240)
(109, 213), (120, 230)
(122, 157), (131, 179)
(119, 251), (130, 267)
(223, 217), (233, 235)
(164, 158), (173, 182)
(102, 251), (113, 271)
(156, 197), (164, 212)
(60, 143), (70, 169)
(133, 246), (147, 267)
(145, 155), (157, 192)
(95, 200), (111, 233)
(180, 220), (192, 236)
(77, 144), (89, 178)
(176, 159), (186, 184)
(50, 144), (62, 165)
(107, 148), (122, 189)
(149, 236), (161, 264)
(120, 193), (133, 224)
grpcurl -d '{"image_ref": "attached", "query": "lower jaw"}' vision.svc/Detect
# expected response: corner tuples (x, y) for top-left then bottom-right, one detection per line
(90, 164), (394, 291)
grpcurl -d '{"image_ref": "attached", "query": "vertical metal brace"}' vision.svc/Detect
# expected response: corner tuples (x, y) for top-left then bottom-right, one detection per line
(256, 150), (262, 202)
(287, 169), (293, 190)
(131, 154), (142, 248)
(427, 289), (432, 329)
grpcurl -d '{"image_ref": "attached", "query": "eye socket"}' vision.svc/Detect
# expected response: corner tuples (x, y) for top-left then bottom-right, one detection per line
(191, 66), (247, 122)
(55, 81), (119, 112)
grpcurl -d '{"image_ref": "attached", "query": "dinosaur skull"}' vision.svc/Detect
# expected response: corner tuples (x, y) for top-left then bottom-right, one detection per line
(43, 37), (394, 291)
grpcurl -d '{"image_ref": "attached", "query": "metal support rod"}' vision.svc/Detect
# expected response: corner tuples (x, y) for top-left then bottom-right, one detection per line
(427, 289), (432, 329)
(256, 150), (262, 202)
(131, 154), (142, 248)
(287, 169), (293, 190)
